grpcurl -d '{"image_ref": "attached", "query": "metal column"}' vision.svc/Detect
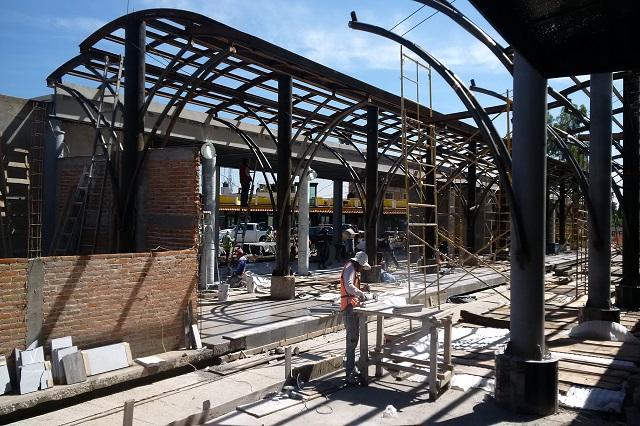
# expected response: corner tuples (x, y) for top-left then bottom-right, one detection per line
(509, 53), (548, 360)
(585, 73), (615, 314)
(333, 180), (343, 261)
(199, 143), (216, 290)
(274, 75), (292, 276)
(558, 181), (566, 246)
(495, 53), (558, 416)
(617, 71), (640, 308)
(365, 105), (379, 274)
(121, 18), (145, 252)
(298, 170), (310, 275)
(466, 140), (477, 254)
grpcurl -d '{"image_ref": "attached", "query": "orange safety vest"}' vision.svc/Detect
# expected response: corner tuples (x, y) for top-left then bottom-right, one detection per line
(340, 261), (361, 311)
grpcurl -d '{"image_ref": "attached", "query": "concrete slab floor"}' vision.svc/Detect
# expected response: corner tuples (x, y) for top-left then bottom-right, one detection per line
(210, 373), (620, 426)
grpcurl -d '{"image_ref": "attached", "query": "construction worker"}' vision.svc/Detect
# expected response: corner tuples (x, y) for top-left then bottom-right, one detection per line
(229, 248), (247, 288)
(340, 251), (373, 385)
(239, 158), (252, 207)
(222, 231), (233, 263)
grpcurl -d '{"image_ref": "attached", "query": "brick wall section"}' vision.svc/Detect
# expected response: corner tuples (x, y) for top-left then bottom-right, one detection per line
(143, 148), (200, 251)
(41, 249), (197, 358)
(56, 157), (114, 254)
(0, 259), (28, 357)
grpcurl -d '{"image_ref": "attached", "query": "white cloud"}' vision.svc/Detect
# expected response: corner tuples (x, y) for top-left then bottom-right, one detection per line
(48, 17), (106, 33)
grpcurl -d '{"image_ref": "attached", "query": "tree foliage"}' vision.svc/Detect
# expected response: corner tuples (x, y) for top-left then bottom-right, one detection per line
(547, 103), (589, 167)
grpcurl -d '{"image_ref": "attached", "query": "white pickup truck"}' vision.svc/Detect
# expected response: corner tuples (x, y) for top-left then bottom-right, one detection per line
(220, 223), (270, 243)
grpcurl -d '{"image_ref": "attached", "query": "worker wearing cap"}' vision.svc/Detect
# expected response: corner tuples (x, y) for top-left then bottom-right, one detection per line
(229, 248), (247, 288)
(340, 251), (374, 384)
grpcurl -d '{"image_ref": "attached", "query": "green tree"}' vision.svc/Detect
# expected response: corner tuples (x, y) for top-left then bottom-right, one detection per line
(547, 103), (589, 167)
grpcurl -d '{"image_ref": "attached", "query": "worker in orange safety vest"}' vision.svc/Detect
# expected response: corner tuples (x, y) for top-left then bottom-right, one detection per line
(340, 251), (373, 384)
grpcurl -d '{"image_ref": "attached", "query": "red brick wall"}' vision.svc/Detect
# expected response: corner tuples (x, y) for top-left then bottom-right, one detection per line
(143, 148), (200, 251)
(0, 259), (28, 357)
(41, 249), (197, 357)
(56, 158), (114, 254)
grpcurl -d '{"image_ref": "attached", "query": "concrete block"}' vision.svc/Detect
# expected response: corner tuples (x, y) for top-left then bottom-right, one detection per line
(51, 336), (73, 352)
(192, 324), (203, 349)
(20, 346), (44, 365)
(62, 351), (87, 385)
(495, 352), (558, 415)
(578, 306), (621, 323)
(271, 275), (296, 300)
(52, 346), (78, 384)
(0, 357), (11, 394)
(19, 363), (46, 395)
(82, 343), (133, 376)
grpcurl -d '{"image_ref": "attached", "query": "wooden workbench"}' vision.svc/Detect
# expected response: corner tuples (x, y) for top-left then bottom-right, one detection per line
(354, 303), (454, 400)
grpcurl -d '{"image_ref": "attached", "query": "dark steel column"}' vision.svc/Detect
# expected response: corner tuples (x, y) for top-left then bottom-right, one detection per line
(617, 71), (640, 308)
(274, 74), (292, 276)
(545, 188), (552, 245)
(558, 181), (566, 246)
(333, 180), (343, 258)
(509, 53), (547, 359)
(586, 73), (613, 310)
(365, 105), (379, 266)
(465, 141), (477, 254)
(121, 18), (145, 252)
(495, 52), (557, 416)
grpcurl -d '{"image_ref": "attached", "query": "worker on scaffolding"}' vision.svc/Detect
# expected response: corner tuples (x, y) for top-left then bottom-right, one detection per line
(239, 158), (252, 207)
(340, 251), (373, 385)
(228, 248), (247, 288)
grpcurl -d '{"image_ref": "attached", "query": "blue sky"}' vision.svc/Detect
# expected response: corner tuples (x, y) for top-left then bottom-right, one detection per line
(0, 1), (614, 196)
(0, 1), (516, 113)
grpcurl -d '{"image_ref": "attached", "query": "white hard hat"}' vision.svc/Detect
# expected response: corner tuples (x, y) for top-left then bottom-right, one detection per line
(351, 251), (371, 270)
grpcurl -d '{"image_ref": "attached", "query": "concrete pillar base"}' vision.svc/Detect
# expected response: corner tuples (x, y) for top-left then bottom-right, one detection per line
(495, 353), (558, 416)
(578, 306), (621, 323)
(271, 275), (296, 300)
(362, 265), (382, 283)
(462, 255), (479, 266)
(616, 285), (640, 309)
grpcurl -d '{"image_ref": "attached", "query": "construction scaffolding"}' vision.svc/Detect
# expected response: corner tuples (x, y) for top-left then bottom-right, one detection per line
(400, 48), (440, 308)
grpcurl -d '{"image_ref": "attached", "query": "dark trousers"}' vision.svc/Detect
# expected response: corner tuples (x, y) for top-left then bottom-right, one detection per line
(343, 305), (360, 377)
(240, 183), (250, 207)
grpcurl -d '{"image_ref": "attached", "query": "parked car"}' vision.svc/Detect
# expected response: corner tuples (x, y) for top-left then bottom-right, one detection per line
(220, 223), (270, 243)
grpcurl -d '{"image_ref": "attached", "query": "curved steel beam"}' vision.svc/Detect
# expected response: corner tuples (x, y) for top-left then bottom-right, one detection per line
(348, 16), (529, 262)
(413, 0), (590, 127)
(205, 115), (278, 210)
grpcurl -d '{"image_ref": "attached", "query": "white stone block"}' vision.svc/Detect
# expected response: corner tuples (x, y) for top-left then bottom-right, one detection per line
(51, 336), (73, 352)
(82, 343), (132, 376)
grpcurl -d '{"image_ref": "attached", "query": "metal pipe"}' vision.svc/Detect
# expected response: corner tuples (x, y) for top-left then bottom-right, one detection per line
(622, 71), (640, 290)
(200, 143), (217, 290)
(275, 74), (292, 276)
(509, 53), (547, 360)
(365, 105), (379, 264)
(587, 73), (613, 309)
(333, 180), (343, 261)
(121, 18), (145, 252)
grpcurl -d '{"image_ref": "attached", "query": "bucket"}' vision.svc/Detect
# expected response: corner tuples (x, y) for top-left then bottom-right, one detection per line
(218, 282), (229, 301)
(246, 274), (255, 293)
